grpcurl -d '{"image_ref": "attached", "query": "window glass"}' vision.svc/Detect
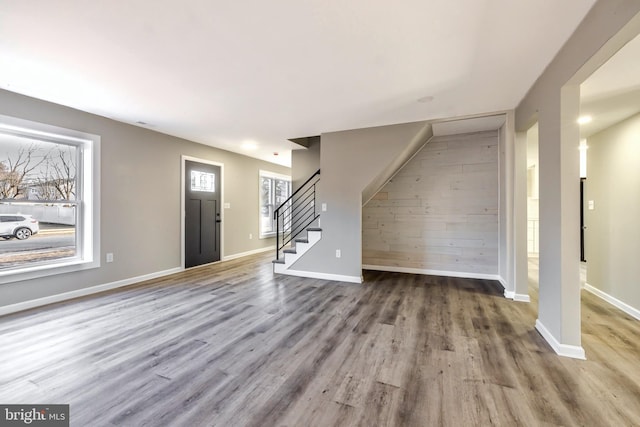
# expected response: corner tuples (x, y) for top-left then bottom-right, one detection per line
(0, 116), (96, 279)
(191, 170), (215, 192)
(259, 171), (290, 238)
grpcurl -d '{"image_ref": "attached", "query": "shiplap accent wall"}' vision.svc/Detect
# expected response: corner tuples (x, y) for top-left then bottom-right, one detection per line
(362, 130), (499, 274)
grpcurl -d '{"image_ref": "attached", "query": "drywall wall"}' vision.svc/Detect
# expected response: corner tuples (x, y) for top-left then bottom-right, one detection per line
(513, 125), (529, 300)
(363, 130), (499, 275)
(515, 1), (640, 355)
(527, 124), (539, 254)
(290, 121), (430, 281)
(498, 115), (511, 293)
(0, 88), (289, 309)
(291, 137), (320, 192)
(585, 113), (640, 312)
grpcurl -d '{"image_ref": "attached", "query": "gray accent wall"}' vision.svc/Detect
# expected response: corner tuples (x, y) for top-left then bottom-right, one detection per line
(585, 113), (640, 312)
(363, 131), (499, 274)
(0, 89), (289, 309)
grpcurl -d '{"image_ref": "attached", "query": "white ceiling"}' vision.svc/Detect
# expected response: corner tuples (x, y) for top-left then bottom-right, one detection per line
(580, 33), (640, 137)
(0, 1), (597, 166)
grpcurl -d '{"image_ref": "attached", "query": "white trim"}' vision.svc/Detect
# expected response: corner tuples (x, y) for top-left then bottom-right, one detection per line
(258, 170), (291, 239)
(364, 265), (530, 302)
(280, 269), (362, 284)
(363, 264), (502, 283)
(181, 156), (224, 268)
(0, 115), (100, 285)
(513, 293), (531, 302)
(0, 267), (182, 317)
(259, 169), (291, 181)
(505, 288), (531, 302)
(223, 246), (273, 261)
(535, 319), (586, 360)
(584, 283), (640, 321)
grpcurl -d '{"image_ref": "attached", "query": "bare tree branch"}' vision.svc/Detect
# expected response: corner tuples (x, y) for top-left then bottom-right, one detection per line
(50, 147), (76, 200)
(0, 144), (48, 199)
(29, 147), (76, 201)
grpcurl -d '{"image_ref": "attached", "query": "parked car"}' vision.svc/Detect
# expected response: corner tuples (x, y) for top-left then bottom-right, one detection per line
(0, 214), (40, 240)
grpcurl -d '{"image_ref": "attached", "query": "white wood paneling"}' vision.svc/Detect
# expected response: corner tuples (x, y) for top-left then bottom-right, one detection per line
(363, 130), (499, 274)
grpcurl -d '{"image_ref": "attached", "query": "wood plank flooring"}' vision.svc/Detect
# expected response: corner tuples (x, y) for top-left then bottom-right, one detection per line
(0, 253), (638, 426)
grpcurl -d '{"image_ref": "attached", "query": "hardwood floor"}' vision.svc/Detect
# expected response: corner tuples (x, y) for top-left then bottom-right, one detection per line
(0, 253), (639, 426)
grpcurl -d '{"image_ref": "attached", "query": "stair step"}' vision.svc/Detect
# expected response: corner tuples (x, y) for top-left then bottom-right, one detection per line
(273, 225), (322, 274)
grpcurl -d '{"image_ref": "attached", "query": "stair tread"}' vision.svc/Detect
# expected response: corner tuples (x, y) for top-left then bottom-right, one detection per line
(272, 259), (286, 264)
(307, 227), (322, 232)
(295, 238), (309, 243)
(283, 249), (297, 254)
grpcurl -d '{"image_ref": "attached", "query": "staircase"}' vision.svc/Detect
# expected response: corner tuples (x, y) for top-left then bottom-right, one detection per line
(272, 170), (321, 273)
(272, 227), (322, 273)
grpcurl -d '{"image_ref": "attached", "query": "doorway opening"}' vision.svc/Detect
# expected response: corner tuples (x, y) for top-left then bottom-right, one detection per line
(578, 30), (640, 321)
(525, 122), (539, 309)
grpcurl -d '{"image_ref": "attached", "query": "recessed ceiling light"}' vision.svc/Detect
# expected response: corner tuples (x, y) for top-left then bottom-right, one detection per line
(242, 141), (258, 150)
(417, 95), (434, 103)
(577, 115), (592, 125)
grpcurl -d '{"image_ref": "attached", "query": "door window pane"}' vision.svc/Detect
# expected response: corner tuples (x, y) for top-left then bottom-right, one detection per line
(191, 170), (215, 192)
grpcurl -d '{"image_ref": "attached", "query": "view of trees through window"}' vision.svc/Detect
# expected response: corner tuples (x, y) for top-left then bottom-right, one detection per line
(0, 133), (78, 270)
(260, 173), (291, 237)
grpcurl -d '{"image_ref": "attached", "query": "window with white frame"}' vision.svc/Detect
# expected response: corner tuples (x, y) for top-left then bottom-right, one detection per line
(0, 115), (99, 283)
(259, 170), (291, 238)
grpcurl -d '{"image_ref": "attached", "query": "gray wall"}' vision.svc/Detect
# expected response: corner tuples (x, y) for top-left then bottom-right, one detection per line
(291, 121), (429, 281)
(585, 113), (640, 311)
(0, 89), (289, 309)
(362, 131), (499, 275)
(526, 124), (540, 253)
(515, 0), (640, 350)
(291, 138), (320, 192)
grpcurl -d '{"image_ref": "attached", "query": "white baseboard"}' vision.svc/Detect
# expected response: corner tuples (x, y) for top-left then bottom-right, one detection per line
(497, 277), (508, 290)
(223, 246), (273, 261)
(535, 319), (586, 360)
(363, 264), (501, 282)
(281, 269), (362, 284)
(364, 264), (516, 300)
(0, 267), (183, 317)
(503, 290), (531, 302)
(584, 283), (640, 321)
(513, 293), (531, 303)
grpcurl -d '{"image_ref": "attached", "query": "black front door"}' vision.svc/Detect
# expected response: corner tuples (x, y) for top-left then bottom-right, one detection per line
(185, 160), (221, 268)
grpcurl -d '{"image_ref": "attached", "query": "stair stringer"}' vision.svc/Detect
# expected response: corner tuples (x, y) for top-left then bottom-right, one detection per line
(273, 229), (322, 274)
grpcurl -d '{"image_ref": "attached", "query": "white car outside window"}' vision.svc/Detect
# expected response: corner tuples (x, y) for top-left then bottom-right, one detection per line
(0, 214), (40, 240)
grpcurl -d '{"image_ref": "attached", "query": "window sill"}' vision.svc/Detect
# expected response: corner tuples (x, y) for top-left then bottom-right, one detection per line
(0, 257), (100, 285)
